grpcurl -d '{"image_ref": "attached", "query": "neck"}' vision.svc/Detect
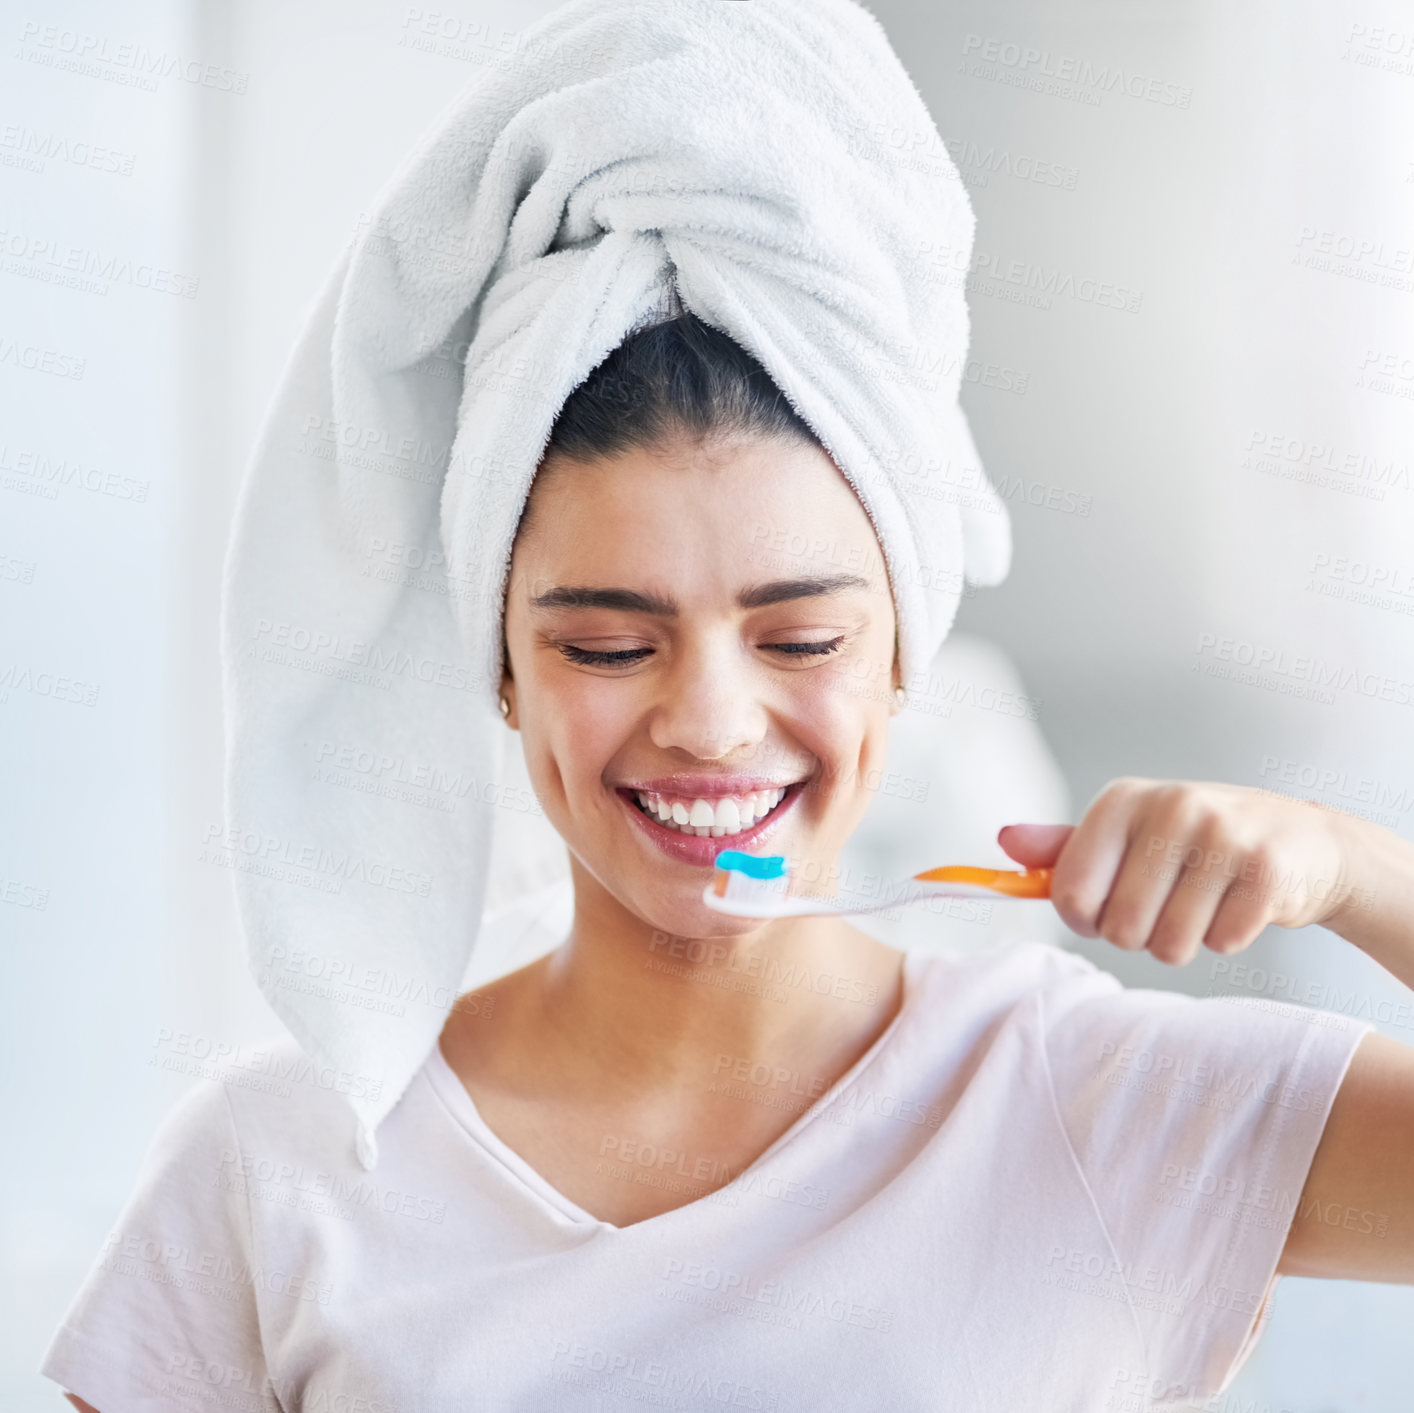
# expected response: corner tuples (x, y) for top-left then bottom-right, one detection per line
(492, 858), (908, 1107)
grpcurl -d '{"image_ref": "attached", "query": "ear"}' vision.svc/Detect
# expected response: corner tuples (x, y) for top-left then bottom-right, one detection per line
(498, 613), (520, 728)
(498, 671), (517, 731)
(499, 686), (517, 730)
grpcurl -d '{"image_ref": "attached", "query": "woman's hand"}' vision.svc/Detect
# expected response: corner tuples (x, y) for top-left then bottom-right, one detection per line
(997, 776), (1390, 969)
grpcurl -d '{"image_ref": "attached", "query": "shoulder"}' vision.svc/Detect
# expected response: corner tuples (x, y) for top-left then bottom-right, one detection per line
(905, 940), (1371, 1086)
(150, 1030), (368, 1168)
(908, 938), (1116, 1021)
(887, 940), (1118, 1083)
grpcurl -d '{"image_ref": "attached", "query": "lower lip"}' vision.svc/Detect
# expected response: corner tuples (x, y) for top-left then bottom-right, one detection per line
(614, 783), (806, 867)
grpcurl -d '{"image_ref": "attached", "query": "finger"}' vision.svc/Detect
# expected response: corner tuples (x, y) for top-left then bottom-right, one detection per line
(1144, 840), (1234, 965)
(1094, 824), (1186, 952)
(1203, 870), (1276, 955)
(1049, 785), (1141, 938)
(1095, 787), (1222, 953)
(997, 823), (1074, 869)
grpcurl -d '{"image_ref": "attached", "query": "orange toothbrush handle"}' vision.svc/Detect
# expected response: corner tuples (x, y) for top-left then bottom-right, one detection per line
(912, 864), (1054, 899)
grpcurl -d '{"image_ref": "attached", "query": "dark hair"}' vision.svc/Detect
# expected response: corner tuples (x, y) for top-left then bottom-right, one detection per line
(539, 311), (819, 465)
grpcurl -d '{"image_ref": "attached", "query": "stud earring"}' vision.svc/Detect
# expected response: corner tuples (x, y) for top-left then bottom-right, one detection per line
(498, 695), (510, 718)
(893, 685), (906, 708)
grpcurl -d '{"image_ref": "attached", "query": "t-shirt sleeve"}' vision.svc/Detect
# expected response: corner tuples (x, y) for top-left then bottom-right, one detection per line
(1036, 952), (1375, 1407)
(39, 1077), (284, 1413)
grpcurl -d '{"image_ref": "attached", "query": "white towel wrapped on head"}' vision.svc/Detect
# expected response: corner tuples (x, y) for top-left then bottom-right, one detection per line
(221, 0), (1012, 1170)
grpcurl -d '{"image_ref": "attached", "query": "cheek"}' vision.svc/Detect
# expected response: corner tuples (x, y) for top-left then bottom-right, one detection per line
(793, 692), (887, 804)
(519, 690), (622, 805)
(827, 636), (893, 692)
(808, 665), (893, 742)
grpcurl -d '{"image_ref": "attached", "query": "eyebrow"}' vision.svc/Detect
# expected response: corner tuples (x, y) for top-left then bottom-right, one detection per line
(529, 573), (874, 615)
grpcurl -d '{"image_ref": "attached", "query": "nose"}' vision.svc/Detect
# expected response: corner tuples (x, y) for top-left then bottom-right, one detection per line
(646, 632), (769, 762)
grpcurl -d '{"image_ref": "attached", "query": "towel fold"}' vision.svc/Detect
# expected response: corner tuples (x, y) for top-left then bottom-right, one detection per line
(221, 0), (1011, 1169)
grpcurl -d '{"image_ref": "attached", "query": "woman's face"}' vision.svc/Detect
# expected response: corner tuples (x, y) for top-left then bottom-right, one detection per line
(500, 432), (902, 934)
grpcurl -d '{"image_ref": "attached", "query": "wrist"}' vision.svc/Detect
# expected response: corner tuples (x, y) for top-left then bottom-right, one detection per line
(1319, 808), (1377, 933)
(1319, 808), (1414, 991)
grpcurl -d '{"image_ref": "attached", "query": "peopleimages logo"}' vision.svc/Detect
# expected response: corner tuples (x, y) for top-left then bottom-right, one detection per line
(151, 1027), (385, 1103)
(0, 335), (84, 379)
(15, 20), (249, 93)
(1096, 1040), (1328, 1113)
(0, 124), (136, 176)
(216, 1148), (447, 1224)
(1241, 429), (1410, 497)
(1258, 753), (1414, 815)
(660, 1259), (895, 1332)
(1194, 631), (1414, 708)
(0, 226), (199, 297)
(0, 661), (100, 707)
(99, 1230), (332, 1304)
(959, 34), (1193, 108)
(199, 822), (434, 898)
(260, 943), (465, 1016)
(547, 1340), (781, 1412)
(0, 443), (149, 501)
(250, 617), (485, 695)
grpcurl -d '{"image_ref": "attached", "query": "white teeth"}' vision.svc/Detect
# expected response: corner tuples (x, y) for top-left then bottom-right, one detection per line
(631, 787), (789, 837)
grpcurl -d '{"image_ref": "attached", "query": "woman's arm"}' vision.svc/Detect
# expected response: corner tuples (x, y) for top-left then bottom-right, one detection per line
(1278, 804), (1414, 1279)
(1000, 778), (1414, 1284)
(64, 1395), (100, 1412)
(1318, 806), (1414, 991)
(1277, 1029), (1414, 1280)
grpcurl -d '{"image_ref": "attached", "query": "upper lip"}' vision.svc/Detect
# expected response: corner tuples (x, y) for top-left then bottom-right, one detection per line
(616, 774), (809, 797)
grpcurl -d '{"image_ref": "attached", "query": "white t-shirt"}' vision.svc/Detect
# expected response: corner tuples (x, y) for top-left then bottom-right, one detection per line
(40, 940), (1374, 1413)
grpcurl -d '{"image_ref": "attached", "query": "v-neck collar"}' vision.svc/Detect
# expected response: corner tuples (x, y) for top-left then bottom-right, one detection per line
(423, 947), (924, 1233)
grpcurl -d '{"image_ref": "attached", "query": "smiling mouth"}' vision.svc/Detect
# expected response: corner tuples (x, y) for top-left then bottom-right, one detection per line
(621, 783), (806, 838)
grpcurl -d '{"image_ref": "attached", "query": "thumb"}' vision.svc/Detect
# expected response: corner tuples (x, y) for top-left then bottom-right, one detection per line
(997, 823), (1074, 869)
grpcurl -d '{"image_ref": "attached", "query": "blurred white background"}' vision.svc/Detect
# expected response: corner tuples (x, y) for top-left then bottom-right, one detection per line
(4, 0), (1414, 1407)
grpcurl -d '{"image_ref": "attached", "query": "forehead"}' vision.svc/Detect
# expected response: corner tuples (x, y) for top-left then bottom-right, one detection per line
(516, 437), (890, 587)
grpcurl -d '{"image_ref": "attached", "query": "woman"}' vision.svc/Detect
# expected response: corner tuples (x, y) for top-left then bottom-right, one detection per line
(43, 312), (1414, 1413)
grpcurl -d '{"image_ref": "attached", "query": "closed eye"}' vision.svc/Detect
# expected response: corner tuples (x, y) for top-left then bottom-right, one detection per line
(557, 636), (847, 667)
(558, 645), (653, 666)
(769, 637), (847, 657)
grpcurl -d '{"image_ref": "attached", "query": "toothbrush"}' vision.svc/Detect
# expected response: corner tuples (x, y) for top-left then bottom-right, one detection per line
(701, 849), (1053, 919)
